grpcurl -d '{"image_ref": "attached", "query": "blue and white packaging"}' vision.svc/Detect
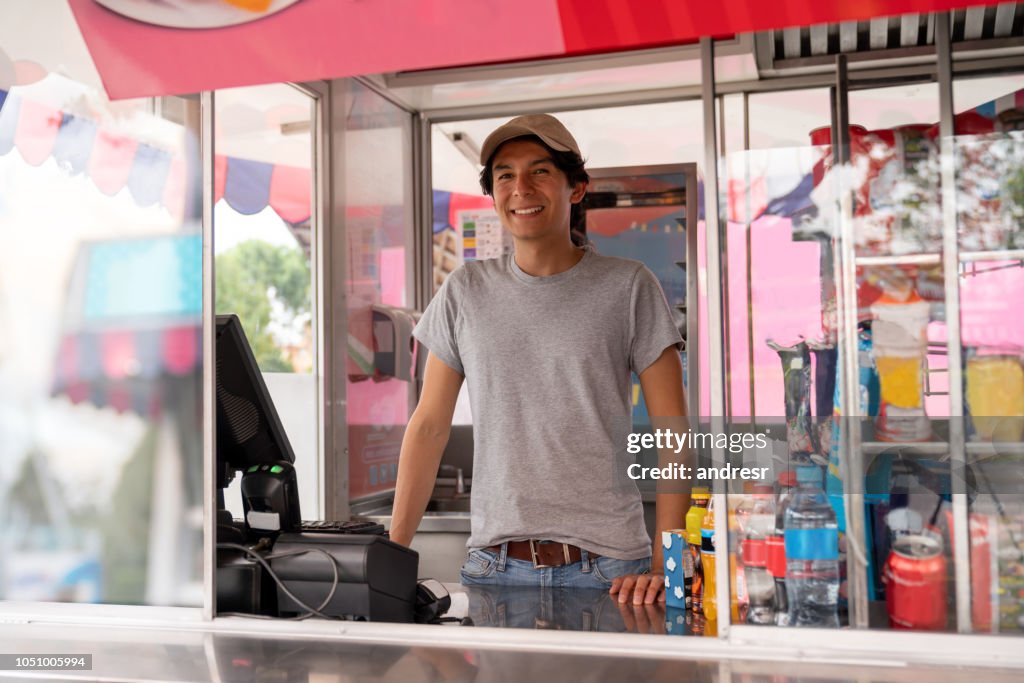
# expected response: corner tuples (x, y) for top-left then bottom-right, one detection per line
(662, 529), (690, 609)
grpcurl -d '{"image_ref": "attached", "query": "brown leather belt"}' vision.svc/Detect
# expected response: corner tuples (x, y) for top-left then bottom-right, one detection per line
(489, 540), (600, 568)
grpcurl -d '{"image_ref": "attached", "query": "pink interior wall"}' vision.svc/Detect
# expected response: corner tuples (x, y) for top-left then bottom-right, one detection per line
(697, 216), (824, 420)
(698, 218), (1023, 422)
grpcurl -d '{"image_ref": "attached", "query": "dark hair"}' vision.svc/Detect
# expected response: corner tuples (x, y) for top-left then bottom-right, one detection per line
(479, 135), (590, 246)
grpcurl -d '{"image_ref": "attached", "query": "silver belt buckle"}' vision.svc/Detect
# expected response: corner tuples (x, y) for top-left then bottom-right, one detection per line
(529, 539), (571, 568)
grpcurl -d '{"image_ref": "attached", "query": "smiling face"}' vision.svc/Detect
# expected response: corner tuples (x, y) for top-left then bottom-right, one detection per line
(489, 139), (587, 246)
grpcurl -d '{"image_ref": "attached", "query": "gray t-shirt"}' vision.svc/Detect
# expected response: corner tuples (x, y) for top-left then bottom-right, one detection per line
(413, 246), (683, 559)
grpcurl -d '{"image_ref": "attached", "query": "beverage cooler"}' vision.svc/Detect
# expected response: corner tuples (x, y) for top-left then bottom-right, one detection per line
(690, 17), (1024, 647)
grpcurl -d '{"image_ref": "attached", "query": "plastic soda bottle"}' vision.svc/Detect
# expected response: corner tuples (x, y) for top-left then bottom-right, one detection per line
(771, 470), (796, 626)
(784, 464), (840, 627)
(701, 495), (718, 621)
(738, 484), (777, 624)
(737, 483), (776, 568)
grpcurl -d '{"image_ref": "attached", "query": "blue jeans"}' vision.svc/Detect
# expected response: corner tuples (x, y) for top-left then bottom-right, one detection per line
(459, 543), (651, 590)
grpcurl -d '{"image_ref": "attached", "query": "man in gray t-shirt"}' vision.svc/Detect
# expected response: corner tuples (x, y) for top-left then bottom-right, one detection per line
(390, 114), (690, 605)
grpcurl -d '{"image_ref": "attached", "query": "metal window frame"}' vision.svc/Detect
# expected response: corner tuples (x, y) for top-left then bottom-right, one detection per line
(381, 35), (753, 89)
(324, 78), (352, 521)
(700, 36), (735, 638)
(419, 52), (1024, 124)
(201, 90), (215, 620)
(414, 113), (433, 315)
(832, 53), (871, 631)
(289, 80), (331, 521)
(935, 11), (973, 635)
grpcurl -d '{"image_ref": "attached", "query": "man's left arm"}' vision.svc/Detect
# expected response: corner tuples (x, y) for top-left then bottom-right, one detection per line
(610, 345), (692, 605)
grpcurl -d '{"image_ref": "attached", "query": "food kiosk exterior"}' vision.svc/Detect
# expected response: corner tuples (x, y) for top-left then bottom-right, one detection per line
(0, 0), (1023, 677)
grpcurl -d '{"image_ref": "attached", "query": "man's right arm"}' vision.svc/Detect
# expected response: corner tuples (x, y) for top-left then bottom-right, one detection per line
(388, 352), (465, 547)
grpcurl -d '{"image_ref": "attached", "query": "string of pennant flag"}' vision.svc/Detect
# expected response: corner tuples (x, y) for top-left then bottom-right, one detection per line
(0, 88), (313, 225)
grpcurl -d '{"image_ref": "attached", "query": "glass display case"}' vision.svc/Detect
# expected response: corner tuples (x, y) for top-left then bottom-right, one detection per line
(705, 17), (1024, 643)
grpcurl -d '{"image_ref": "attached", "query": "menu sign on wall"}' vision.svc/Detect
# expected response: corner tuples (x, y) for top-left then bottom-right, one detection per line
(458, 209), (512, 262)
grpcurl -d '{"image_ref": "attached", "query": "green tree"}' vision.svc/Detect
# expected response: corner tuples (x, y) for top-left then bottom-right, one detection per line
(215, 240), (310, 372)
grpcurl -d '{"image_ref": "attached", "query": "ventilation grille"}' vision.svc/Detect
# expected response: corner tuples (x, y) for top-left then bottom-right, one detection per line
(216, 355), (260, 444)
(770, 3), (1023, 61)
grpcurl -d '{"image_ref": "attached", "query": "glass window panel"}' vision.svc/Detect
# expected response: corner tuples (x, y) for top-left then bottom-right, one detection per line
(717, 88), (835, 631)
(719, 79), (963, 633)
(711, 45), (1020, 642)
(213, 84), (318, 519)
(344, 81), (414, 501)
(0, 77), (202, 604)
(844, 81), (952, 632)
(953, 72), (1024, 637)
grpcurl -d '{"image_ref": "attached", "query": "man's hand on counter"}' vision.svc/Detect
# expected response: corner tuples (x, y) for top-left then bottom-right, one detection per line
(609, 572), (666, 605)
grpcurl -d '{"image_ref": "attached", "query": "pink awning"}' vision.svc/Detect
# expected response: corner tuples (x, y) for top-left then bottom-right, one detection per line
(69, 0), (1007, 100)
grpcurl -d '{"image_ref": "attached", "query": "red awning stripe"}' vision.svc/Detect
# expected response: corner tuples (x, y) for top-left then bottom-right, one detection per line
(68, 0), (568, 100)
(556, 0), (1008, 55)
(56, 377), (165, 418)
(0, 89), (313, 225)
(69, 0), (1007, 100)
(100, 330), (137, 381)
(52, 326), (201, 415)
(162, 326), (201, 376)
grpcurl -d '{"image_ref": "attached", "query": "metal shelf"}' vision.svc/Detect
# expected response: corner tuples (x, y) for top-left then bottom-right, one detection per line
(855, 253), (941, 266)
(860, 441), (1024, 456)
(966, 441), (1024, 456)
(851, 249), (1024, 268)
(860, 441), (949, 455)
(960, 249), (1024, 263)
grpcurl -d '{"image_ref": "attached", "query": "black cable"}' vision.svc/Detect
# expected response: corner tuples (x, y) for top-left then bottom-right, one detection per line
(219, 542), (339, 619)
(217, 542), (341, 620)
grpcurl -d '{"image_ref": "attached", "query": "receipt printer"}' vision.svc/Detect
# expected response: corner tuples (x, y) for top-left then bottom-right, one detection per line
(371, 304), (420, 381)
(270, 533), (418, 622)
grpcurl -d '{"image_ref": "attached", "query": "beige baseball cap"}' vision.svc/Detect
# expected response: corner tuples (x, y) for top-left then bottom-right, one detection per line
(479, 114), (581, 166)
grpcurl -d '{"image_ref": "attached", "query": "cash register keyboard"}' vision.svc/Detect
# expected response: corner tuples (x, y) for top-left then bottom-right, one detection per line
(299, 519), (386, 535)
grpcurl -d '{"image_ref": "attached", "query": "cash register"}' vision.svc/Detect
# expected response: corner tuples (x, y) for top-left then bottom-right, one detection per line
(215, 314), (418, 622)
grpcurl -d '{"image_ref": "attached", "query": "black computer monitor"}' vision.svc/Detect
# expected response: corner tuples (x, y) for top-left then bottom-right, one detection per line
(215, 313), (295, 491)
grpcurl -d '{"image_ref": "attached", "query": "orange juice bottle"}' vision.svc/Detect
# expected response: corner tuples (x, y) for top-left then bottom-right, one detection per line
(685, 488), (710, 613)
(701, 496), (717, 621)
